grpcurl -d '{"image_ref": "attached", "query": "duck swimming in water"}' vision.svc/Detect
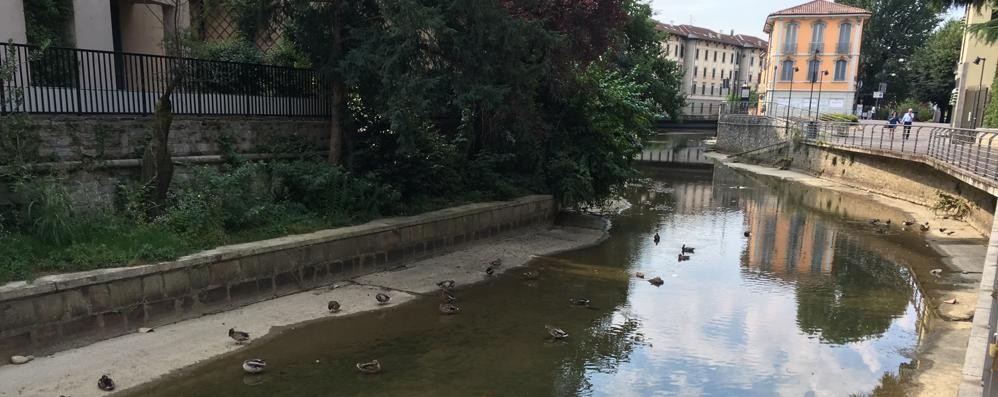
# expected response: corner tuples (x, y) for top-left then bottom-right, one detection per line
(569, 298), (591, 306)
(546, 325), (569, 340)
(653, 233), (660, 244)
(438, 303), (461, 315)
(440, 289), (457, 303)
(356, 360), (382, 374)
(678, 253), (690, 262)
(242, 359), (266, 374)
(648, 277), (664, 286)
(681, 244), (695, 254)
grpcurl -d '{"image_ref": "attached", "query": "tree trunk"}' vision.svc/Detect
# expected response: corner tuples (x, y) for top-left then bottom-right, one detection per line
(141, 92), (175, 217)
(328, 80), (344, 163)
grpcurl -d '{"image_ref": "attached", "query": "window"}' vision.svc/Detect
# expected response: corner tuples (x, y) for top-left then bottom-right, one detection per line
(837, 23), (852, 53)
(696, 49), (700, 59)
(834, 60), (847, 81)
(748, 74), (752, 83)
(692, 82), (697, 93)
(713, 51), (717, 62)
(665, 44), (670, 55)
(675, 45), (679, 57)
(810, 22), (825, 52)
(712, 68), (716, 78)
(750, 56), (754, 66)
(701, 84), (705, 95)
(693, 67), (698, 77)
(722, 53), (726, 63)
(710, 85), (715, 96)
(781, 60), (795, 80)
(807, 59), (820, 82)
(680, 45), (685, 57)
(784, 22), (799, 53)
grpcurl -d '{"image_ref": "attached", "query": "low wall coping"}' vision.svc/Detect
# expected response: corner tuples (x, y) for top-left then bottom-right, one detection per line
(0, 195), (553, 302)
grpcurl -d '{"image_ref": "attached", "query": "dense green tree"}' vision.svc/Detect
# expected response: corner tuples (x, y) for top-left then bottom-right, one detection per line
(910, 20), (964, 121)
(930, 0), (998, 42)
(839, 0), (943, 103)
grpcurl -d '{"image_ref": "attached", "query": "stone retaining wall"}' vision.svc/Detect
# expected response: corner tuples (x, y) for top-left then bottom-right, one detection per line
(0, 195), (555, 362)
(716, 115), (787, 154)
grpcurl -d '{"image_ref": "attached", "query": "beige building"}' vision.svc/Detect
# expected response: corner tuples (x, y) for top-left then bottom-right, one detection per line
(657, 23), (768, 117)
(952, 3), (998, 129)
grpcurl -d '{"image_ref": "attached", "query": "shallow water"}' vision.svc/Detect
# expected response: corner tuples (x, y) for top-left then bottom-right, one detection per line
(133, 138), (941, 397)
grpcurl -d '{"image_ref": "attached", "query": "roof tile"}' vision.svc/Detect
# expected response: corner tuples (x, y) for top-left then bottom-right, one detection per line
(769, 0), (871, 17)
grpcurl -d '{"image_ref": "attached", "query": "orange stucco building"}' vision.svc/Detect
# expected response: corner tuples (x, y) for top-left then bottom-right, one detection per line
(758, 0), (871, 116)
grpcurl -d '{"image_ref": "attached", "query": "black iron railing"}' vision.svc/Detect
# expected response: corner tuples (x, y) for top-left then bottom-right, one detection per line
(0, 43), (329, 117)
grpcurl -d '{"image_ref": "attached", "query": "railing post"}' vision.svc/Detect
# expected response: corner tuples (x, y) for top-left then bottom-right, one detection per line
(73, 49), (83, 115)
(986, 135), (996, 180)
(139, 56), (148, 115)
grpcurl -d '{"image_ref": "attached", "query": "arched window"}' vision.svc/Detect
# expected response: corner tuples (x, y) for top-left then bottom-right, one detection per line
(810, 22), (825, 53)
(837, 23), (852, 53)
(783, 22), (799, 54)
(834, 59), (848, 81)
(781, 60), (795, 81)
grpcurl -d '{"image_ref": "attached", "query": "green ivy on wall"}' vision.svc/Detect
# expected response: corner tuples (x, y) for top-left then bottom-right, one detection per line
(24, 0), (74, 47)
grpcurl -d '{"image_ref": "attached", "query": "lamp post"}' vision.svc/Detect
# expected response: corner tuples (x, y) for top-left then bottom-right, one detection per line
(807, 50), (819, 119)
(769, 65), (778, 116)
(974, 57), (987, 129)
(815, 70), (829, 122)
(786, 65), (799, 132)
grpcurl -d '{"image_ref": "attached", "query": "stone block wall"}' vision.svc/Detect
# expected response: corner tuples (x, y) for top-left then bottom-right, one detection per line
(0, 195), (555, 362)
(716, 115), (788, 154)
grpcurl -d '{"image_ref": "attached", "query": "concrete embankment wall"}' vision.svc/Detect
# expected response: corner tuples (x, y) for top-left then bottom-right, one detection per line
(716, 115), (996, 237)
(0, 195), (555, 363)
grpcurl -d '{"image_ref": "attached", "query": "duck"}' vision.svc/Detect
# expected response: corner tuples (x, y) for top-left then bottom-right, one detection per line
(486, 266), (495, 276)
(356, 360), (382, 374)
(522, 271), (539, 280)
(903, 220), (915, 226)
(870, 218), (880, 224)
(438, 303), (460, 315)
(436, 280), (456, 289)
(635, 272), (645, 279)
(242, 359), (266, 374)
(9, 355), (33, 365)
(569, 298), (591, 306)
(490, 258), (503, 268)
(920, 222), (930, 231)
(930, 268), (943, 276)
(376, 293), (391, 305)
(681, 244), (695, 254)
(947, 231), (956, 236)
(653, 233), (660, 244)
(545, 325), (569, 340)
(328, 300), (341, 313)
(885, 219), (892, 225)
(440, 289), (457, 303)
(229, 328), (250, 344)
(939, 228), (948, 233)
(744, 231), (751, 237)
(648, 277), (664, 286)
(678, 253), (690, 262)
(98, 375), (115, 392)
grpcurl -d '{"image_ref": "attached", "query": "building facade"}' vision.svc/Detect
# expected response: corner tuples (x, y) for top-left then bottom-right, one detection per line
(657, 23), (768, 117)
(952, 3), (998, 129)
(758, 0), (870, 117)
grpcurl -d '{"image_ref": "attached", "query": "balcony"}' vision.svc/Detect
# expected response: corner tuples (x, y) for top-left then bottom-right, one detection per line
(782, 43), (797, 55)
(808, 42), (824, 54)
(836, 42), (850, 54)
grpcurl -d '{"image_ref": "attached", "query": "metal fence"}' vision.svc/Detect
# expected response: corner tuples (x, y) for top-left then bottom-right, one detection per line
(803, 121), (998, 183)
(0, 43), (329, 117)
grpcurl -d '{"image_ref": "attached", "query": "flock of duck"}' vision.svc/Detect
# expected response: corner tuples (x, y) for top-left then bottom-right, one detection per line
(869, 218), (945, 235)
(637, 232), (699, 287)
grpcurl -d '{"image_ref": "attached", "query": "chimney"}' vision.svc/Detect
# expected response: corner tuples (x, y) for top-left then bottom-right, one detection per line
(730, 29), (735, 36)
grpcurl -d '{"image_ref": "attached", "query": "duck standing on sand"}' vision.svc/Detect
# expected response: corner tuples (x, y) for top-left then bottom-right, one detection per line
(242, 359), (266, 374)
(920, 222), (930, 232)
(376, 293), (391, 305)
(485, 266), (495, 276)
(98, 375), (115, 391)
(436, 280), (456, 289)
(357, 360), (382, 374)
(229, 328), (250, 344)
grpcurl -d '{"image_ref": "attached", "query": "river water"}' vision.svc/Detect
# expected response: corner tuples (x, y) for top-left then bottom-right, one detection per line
(133, 132), (941, 397)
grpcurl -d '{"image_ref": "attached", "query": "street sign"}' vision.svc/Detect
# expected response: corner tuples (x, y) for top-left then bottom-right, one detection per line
(873, 91), (884, 99)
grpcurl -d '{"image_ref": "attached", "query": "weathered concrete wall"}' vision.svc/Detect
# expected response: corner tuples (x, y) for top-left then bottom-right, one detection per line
(767, 144), (997, 236)
(716, 115), (787, 154)
(0, 195), (555, 362)
(2, 115), (329, 207)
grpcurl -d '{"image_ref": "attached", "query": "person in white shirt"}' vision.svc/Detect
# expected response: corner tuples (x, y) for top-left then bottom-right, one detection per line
(901, 108), (915, 140)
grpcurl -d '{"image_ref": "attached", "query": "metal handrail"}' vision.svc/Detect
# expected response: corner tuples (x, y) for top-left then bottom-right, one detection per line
(0, 42), (330, 117)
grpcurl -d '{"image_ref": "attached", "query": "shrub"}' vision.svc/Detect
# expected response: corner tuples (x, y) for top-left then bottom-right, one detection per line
(13, 177), (76, 245)
(895, 99), (934, 122)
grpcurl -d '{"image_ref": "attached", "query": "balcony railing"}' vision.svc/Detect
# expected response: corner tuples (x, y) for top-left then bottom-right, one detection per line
(782, 43), (797, 54)
(836, 42), (850, 54)
(808, 42), (824, 54)
(0, 42), (330, 117)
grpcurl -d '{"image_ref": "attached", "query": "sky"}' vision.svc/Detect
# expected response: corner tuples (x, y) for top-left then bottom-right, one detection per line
(647, 0), (967, 39)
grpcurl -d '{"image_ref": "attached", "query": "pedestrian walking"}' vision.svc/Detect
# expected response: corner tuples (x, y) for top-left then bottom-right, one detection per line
(888, 111), (899, 131)
(901, 108), (915, 140)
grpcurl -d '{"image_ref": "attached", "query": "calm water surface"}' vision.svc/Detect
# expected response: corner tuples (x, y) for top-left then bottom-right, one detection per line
(134, 134), (941, 396)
